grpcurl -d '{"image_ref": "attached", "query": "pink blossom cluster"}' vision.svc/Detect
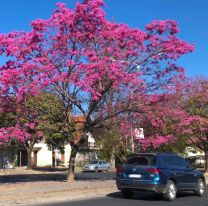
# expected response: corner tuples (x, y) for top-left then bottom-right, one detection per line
(0, 0), (194, 147)
(0, 122), (43, 145)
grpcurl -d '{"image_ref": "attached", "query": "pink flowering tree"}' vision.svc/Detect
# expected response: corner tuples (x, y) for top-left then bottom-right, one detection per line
(118, 87), (187, 152)
(0, 93), (44, 169)
(179, 78), (208, 172)
(2, 123), (43, 169)
(0, 43), (44, 169)
(140, 94), (186, 151)
(0, 0), (193, 181)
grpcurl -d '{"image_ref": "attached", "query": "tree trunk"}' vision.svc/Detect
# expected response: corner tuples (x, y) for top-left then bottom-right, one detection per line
(67, 146), (77, 183)
(110, 149), (116, 171)
(67, 133), (88, 183)
(3, 145), (6, 173)
(205, 151), (208, 173)
(27, 148), (32, 170)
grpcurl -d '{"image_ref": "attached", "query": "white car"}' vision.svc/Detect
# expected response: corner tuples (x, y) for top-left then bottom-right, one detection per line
(83, 160), (111, 172)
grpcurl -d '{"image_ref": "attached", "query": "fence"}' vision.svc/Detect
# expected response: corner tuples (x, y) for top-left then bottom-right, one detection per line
(0, 146), (18, 170)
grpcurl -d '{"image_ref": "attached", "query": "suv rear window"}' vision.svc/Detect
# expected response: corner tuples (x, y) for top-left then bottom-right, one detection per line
(126, 155), (156, 166)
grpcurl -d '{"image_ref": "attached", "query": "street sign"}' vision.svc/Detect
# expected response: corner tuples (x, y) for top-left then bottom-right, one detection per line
(134, 128), (144, 139)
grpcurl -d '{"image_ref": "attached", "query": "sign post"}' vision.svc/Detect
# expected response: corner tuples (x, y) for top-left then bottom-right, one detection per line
(134, 128), (144, 153)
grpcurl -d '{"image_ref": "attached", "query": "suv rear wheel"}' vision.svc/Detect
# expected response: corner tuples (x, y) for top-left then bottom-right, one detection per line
(164, 180), (177, 201)
(121, 189), (134, 199)
(194, 178), (205, 196)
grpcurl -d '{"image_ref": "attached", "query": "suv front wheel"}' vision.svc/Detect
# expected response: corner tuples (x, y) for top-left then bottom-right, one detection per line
(195, 178), (205, 196)
(164, 180), (177, 201)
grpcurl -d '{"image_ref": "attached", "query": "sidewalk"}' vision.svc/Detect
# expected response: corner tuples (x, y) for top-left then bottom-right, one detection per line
(0, 167), (118, 206)
(0, 179), (117, 206)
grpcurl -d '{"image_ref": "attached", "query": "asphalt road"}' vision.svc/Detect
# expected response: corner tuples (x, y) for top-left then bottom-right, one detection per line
(40, 189), (208, 206)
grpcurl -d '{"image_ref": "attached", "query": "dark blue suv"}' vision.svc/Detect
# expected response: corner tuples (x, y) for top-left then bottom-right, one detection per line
(116, 153), (206, 201)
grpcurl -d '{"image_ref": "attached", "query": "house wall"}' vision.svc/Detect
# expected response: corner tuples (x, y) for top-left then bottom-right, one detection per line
(32, 143), (71, 167)
(64, 144), (71, 167)
(34, 143), (52, 167)
(32, 132), (94, 167)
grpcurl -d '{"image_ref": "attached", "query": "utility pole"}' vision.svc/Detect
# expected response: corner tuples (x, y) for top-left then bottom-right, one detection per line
(130, 123), (134, 153)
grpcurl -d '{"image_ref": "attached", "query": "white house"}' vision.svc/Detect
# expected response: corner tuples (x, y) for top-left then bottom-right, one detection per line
(32, 142), (71, 167)
(184, 147), (205, 157)
(31, 132), (96, 167)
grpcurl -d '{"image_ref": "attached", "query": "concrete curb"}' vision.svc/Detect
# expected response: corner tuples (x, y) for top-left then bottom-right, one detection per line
(32, 186), (118, 206)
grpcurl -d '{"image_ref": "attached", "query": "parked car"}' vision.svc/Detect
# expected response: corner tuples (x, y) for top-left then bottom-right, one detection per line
(186, 155), (206, 168)
(82, 160), (111, 172)
(116, 153), (206, 201)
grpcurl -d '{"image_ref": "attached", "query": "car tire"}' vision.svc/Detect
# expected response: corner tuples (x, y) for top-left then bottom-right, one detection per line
(163, 180), (177, 201)
(121, 189), (134, 199)
(194, 178), (205, 196)
(106, 168), (110, 172)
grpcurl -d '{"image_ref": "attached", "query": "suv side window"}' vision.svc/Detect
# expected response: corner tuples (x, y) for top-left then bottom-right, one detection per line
(162, 155), (180, 167)
(177, 156), (188, 168)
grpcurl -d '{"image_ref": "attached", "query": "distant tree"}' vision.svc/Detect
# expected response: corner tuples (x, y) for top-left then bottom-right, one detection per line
(96, 125), (122, 167)
(40, 93), (70, 152)
(180, 78), (208, 172)
(119, 90), (188, 152)
(0, 93), (67, 169)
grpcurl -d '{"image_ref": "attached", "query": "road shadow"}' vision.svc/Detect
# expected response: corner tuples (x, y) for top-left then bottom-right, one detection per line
(0, 172), (68, 184)
(107, 190), (208, 201)
(106, 191), (164, 201)
(32, 167), (68, 172)
(75, 171), (116, 181)
(0, 171), (116, 184)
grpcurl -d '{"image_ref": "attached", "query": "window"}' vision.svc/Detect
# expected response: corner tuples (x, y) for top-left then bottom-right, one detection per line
(126, 155), (156, 166)
(90, 160), (98, 164)
(162, 155), (179, 166)
(162, 155), (187, 167)
(177, 156), (189, 167)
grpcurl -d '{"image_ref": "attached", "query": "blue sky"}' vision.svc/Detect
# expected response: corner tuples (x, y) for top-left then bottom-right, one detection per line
(0, 0), (207, 77)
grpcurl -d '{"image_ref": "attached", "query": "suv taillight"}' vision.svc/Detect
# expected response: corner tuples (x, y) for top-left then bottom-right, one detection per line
(116, 166), (124, 173)
(146, 168), (160, 173)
